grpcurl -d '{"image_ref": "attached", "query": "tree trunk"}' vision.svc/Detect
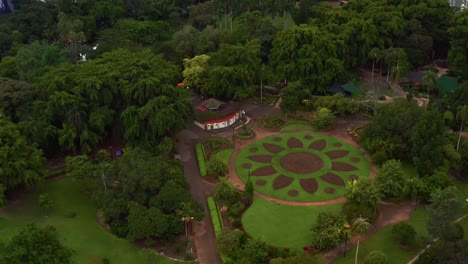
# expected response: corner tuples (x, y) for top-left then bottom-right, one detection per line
(101, 171), (107, 190)
(457, 116), (464, 151)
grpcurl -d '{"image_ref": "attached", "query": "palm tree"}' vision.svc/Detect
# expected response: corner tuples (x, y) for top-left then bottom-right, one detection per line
(456, 105), (468, 151)
(369, 48), (381, 85)
(352, 217), (372, 264)
(422, 71), (438, 111)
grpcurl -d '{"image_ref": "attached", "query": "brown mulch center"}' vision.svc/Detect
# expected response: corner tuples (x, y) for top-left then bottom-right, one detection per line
(309, 139), (326, 151)
(251, 166), (276, 176)
(248, 155), (273, 163)
(320, 173), (345, 186)
(304, 135), (313, 140)
(350, 157), (360, 163)
(256, 180), (267, 186)
(300, 178), (318, 194)
(249, 147), (259, 153)
(263, 143), (284, 154)
(280, 152), (324, 174)
(288, 190), (299, 196)
(273, 175), (294, 190)
(332, 162), (358, 172)
(325, 150), (350, 159)
(287, 137), (303, 148)
(333, 142), (343, 147)
(242, 163), (252, 169)
(325, 188), (336, 194)
(348, 175), (359, 181)
(273, 137), (282, 142)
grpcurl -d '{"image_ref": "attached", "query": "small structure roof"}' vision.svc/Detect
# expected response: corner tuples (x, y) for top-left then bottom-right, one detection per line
(437, 76), (459, 93)
(407, 71), (424, 84)
(198, 98), (224, 111)
(340, 82), (359, 95)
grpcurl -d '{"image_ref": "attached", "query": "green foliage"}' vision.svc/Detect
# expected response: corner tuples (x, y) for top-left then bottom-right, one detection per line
(392, 222), (416, 245)
(0, 224), (74, 264)
(214, 178), (240, 205)
(414, 171), (454, 201)
(270, 253), (325, 264)
(427, 186), (464, 242)
(245, 178), (254, 198)
(195, 143), (207, 177)
(361, 99), (423, 162)
(375, 160), (409, 199)
(363, 250), (389, 264)
(38, 193), (53, 209)
(0, 184), (6, 206)
(207, 158), (228, 177)
(311, 211), (346, 250)
(448, 10), (468, 78)
(261, 114), (286, 129)
(0, 114), (46, 192)
(280, 81), (302, 114)
(314, 107), (335, 130)
(412, 110), (458, 176)
(203, 40), (261, 100)
(344, 179), (381, 213)
(217, 228), (246, 257)
(208, 197), (223, 238)
(313, 94), (361, 116)
(182, 54), (211, 92)
(342, 203), (378, 224)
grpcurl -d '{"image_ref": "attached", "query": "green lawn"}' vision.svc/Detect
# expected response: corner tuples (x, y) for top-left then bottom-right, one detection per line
(242, 196), (343, 249)
(235, 133), (370, 202)
(214, 149), (234, 166)
(0, 179), (193, 264)
(280, 123), (314, 132)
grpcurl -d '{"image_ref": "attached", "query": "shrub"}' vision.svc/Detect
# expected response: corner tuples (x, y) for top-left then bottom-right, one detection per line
(261, 114), (285, 129)
(245, 178), (254, 197)
(376, 160), (409, 200)
(314, 107), (335, 130)
(195, 143), (207, 176)
(311, 211), (346, 250)
(364, 251), (389, 264)
(392, 222), (416, 245)
(184, 252), (194, 261)
(228, 202), (245, 218)
(371, 151), (388, 166)
(232, 219), (242, 228)
(38, 193), (53, 209)
(110, 220), (129, 238)
(207, 158), (227, 177)
(313, 94), (360, 116)
(173, 244), (184, 254)
(208, 197), (223, 237)
(102, 258), (110, 264)
(342, 203), (378, 223)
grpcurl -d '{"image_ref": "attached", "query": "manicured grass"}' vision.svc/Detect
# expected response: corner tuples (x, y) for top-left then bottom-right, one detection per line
(235, 132), (370, 202)
(280, 123), (314, 131)
(214, 149), (234, 166)
(0, 179), (191, 264)
(196, 143), (207, 176)
(242, 196), (343, 249)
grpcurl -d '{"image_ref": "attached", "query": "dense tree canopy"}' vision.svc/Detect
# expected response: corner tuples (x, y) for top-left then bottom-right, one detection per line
(0, 224), (74, 264)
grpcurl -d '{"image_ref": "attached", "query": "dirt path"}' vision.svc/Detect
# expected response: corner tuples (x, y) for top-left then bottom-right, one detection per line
(323, 200), (415, 263)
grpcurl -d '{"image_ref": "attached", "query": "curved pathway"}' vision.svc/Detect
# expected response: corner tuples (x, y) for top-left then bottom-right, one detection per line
(227, 117), (376, 206)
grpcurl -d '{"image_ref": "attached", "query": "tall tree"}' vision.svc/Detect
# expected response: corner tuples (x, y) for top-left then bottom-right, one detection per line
(0, 114), (46, 196)
(375, 159), (409, 199)
(456, 105), (468, 151)
(448, 10), (468, 78)
(0, 224), (74, 264)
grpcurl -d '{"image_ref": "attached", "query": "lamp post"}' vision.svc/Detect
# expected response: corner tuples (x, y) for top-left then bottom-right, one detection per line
(181, 216), (194, 238)
(342, 224), (351, 257)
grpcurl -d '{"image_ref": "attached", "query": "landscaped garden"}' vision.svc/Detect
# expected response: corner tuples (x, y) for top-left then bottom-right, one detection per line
(0, 178), (193, 264)
(235, 133), (370, 202)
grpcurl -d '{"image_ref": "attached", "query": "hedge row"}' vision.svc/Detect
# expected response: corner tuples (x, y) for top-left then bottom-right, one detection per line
(195, 143), (207, 176)
(208, 197), (230, 263)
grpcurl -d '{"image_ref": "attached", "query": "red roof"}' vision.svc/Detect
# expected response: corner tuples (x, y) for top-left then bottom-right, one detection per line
(177, 82), (184, 87)
(202, 110), (240, 125)
(197, 105), (208, 112)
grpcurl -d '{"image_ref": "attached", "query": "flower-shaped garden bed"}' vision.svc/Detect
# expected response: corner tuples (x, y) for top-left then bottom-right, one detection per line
(235, 133), (370, 202)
